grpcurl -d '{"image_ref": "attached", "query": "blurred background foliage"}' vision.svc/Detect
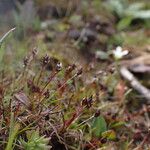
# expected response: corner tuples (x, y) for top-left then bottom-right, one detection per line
(0, 0), (149, 65)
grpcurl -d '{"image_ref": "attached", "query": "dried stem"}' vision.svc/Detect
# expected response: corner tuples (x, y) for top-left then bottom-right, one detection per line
(120, 67), (150, 102)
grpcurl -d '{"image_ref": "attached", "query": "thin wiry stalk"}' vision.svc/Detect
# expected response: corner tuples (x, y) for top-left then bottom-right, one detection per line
(0, 28), (16, 47)
(41, 71), (58, 93)
(36, 66), (45, 86)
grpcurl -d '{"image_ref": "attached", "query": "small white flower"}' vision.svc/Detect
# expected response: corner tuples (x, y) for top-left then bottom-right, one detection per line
(113, 46), (129, 60)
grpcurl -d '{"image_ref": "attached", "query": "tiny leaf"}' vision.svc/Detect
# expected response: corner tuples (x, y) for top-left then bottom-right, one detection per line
(102, 130), (116, 140)
(91, 116), (107, 137)
(117, 17), (132, 30)
(109, 121), (126, 128)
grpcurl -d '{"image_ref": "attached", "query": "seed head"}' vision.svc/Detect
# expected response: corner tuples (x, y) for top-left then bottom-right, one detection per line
(56, 62), (62, 72)
(23, 56), (29, 67)
(94, 109), (101, 117)
(81, 96), (93, 108)
(41, 54), (50, 66)
(76, 68), (83, 76)
(65, 64), (76, 74)
(44, 89), (50, 98)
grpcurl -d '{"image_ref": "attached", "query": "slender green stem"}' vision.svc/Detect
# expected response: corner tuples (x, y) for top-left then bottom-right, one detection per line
(5, 113), (20, 150)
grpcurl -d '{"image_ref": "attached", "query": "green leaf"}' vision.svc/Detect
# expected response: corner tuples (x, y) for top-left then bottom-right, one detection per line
(20, 130), (51, 150)
(102, 130), (116, 140)
(127, 2), (145, 11)
(109, 121), (126, 128)
(131, 10), (150, 19)
(5, 113), (20, 150)
(105, 0), (126, 18)
(117, 17), (132, 30)
(91, 116), (107, 137)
